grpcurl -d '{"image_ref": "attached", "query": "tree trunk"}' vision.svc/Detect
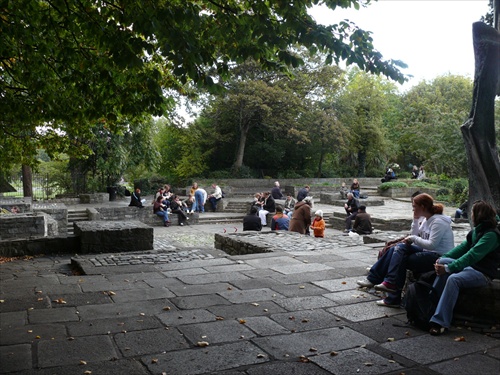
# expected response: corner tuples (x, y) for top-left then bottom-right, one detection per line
(22, 165), (33, 198)
(233, 121), (250, 171)
(461, 22), (500, 212)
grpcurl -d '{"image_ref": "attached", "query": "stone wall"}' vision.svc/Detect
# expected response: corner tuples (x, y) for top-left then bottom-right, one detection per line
(33, 203), (68, 237)
(0, 197), (32, 213)
(75, 220), (154, 253)
(0, 213), (47, 240)
(92, 206), (199, 226)
(378, 187), (438, 198)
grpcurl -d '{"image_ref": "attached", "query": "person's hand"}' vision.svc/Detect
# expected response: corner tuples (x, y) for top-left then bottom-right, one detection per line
(434, 263), (446, 276)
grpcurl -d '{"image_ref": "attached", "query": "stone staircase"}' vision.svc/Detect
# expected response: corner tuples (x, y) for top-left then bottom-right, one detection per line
(223, 200), (252, 213)
(67, 209), (89, 236)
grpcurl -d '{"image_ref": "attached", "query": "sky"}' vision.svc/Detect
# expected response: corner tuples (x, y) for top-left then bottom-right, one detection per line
(309, 0), (490, 91)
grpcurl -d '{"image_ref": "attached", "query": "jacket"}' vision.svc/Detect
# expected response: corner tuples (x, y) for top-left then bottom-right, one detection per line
(289, 201), (312, 234)
(407, 214), (454, 255)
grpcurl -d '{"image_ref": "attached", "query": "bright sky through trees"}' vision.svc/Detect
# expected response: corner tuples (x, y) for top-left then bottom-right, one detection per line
(309, 0), (490, 90)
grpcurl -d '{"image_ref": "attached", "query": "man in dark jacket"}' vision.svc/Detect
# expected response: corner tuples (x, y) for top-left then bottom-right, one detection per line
(243, 207), (262, 231)
(353, 205), (373, 234)
(344, 193), (359, 232)
(258, 192), (276, 226)
(271, 181), (285, 200)
(296, 185), (310, 202)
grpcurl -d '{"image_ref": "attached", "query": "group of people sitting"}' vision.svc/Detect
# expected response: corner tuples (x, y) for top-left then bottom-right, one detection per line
(128, 183), (223, 227)
(356, 193), (500, 336)
(339, 179), (361, 199)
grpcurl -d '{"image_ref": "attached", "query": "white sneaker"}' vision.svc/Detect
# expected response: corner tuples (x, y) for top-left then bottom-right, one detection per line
(356, 279), (374, 288)
(180, 223), (184, 226)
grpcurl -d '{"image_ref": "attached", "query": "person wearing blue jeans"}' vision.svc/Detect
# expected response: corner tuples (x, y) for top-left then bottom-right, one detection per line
(153, 195), (170, 226)
(429, 200), (500, 335)
(357, 193), (454, 307)
(194, 188), (207, 213)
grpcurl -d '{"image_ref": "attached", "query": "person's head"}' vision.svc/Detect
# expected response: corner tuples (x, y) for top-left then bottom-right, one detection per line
(341, 182), (346, 187)
(274, 181), (280, 187)
(276, 205), (284, 214)
(347, 192), (353, 200)
(264, 191), (270, 197)
(304, 185), (310, 190)
(358, 205), (366, 213)
(315, 210), (323, 218)
(249, 206), (258, 215)
(164, 184), (170, 191)
(156, 195), (163, 203)
(353, 178), (358, 184)
(192, 182), (198, 189)
(212, 183), (217, 188)
(10, 206), (20, 213)
(410, 190), (422, 201)
(420, 166), (424, 171)
(412, 193), (443, 217)
(303, 196), (313, 207)
(471, 200), (497, 228)
(135, 188), (141, 193)
(413, 165), (418, 171)
(286, 193), (292, 199)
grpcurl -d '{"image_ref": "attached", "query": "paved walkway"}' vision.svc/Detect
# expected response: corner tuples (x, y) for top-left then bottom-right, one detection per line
(1, 198), (499, 374)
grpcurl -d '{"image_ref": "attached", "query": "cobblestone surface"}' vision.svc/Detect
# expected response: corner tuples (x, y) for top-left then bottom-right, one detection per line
(88, 249), (215, 266)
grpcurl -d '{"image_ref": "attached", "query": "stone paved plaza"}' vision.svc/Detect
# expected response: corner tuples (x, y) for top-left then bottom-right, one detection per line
(0, 199), (499, 374)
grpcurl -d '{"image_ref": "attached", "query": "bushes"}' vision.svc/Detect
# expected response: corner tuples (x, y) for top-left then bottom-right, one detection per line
(378, 181), (409, 191)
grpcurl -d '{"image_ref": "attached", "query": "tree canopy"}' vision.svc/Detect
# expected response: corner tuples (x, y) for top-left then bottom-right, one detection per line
(1, 0), (406, 170)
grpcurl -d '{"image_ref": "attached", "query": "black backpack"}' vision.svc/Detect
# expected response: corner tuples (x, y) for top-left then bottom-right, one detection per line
(404, 271), (439, 331)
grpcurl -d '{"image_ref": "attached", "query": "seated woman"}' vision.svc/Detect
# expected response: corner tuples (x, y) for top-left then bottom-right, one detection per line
(429, 200), (500, 335)
(153, 196), (170, 227)
(170, 195), (189, 226)
(350, 178), (360, 199)
(357, 193), (455, 307)
(271, 205), (290, 231)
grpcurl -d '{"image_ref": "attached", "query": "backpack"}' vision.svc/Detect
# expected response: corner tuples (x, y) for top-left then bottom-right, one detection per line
(404, 271), (439, 331)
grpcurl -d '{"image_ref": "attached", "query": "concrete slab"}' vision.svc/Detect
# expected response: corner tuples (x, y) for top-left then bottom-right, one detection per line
(47, 291), (113, 307)
(381, 330), (500, 365)
(242, 316), (290, 336)
(79, 279), (151, 293)
(27, 307), (80, 324)
(269, 269), (344, 285)
(109, 287), (175, 303)
(170, 294), (232, 309)
(327, 302), (404, 323)
(246, 361), (332, 375)
(428, 352), (500, 375)
(207, 301), (287, 320)
(274, 296), (338, 311)
(114, 327), (189, 357)
(0, 323), (67, 345)
(21, 359), (151, 375)
(76, 299), (175, 319)
(156, 308), (217, 326)
(270, 309), (342, 332)
(271, 263), (334, 275)
(37, 335), (118, 368)
(142, 341), (269, 374)
(252, 327), (376, 358)
(178, 319), (256, 344)
(0, 311), (27, 329)
(0, 344), (32, 373)
(352, 316), (425, 343)
(323, 290), (379, 305)
(218, 288), (285, 303)
(178, 272), (250, 285)
(66, 315), (163, 336)
(168, 283), (235, 297)
(310, 347), (404, 374)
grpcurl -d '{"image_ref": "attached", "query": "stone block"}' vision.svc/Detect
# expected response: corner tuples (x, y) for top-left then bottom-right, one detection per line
(74, 220), (153, 253)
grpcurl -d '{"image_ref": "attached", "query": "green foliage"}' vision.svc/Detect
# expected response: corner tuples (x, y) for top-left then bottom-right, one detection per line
(378, 181), (409, 190)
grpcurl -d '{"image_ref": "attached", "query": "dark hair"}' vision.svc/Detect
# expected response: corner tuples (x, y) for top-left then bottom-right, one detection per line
(156, 195), (163, 202)
(358, 205), (366, 211)
(275, 205), (283, 213)
(413, 193), (444, 215)
(471, 200), (497, 228)
(249, 206), (258, 215)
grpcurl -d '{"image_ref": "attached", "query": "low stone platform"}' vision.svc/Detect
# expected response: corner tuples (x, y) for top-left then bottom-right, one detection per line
(329, 211), (412, 232)
(320, 192), (385, 206)
(74, 220), (153, 254)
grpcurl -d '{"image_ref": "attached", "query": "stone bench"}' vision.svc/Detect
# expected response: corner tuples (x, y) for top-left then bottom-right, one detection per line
(91, 206), (199, 226)
(74, 220), (153, 253)
(329, 212), (412, 232)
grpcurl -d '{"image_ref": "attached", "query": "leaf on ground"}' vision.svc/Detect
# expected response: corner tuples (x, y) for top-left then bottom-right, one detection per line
(454, 336), (466, 342)
(163, 306), (171, 311)
(53, 298), (67, 304)
(251, 302), (259, 306)
(238, 319), (246, 324)
(197, 341), (209, 347)
(79, 360), (87, 365)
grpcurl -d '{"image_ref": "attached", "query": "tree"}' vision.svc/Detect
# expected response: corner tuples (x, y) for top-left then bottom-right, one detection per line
(1, 0), (406, 171)
(462, 20), (500, 210)
(336, 69), (398, 176)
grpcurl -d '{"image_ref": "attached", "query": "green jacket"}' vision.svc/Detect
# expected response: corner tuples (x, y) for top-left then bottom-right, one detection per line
(443, 223), (500, 279)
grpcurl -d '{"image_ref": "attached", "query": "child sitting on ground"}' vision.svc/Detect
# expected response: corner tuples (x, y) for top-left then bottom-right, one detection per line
(310, 210), (326, 238)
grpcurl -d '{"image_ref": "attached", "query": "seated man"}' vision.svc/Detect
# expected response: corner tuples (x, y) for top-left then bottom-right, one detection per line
(344, 193), (359, 232)
(271, 205), (290, 230)
(353, 205), (373, 234)
(283, 193), (295, 217)
(208, 183), (223, 212)
(258, 191), (276, 226)
(271, 181), (285, 200)
(129, 188), (144, 208)
(243, 206), (262, 231)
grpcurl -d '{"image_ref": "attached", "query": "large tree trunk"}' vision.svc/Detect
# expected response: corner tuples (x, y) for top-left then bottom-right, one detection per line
(461, 22), (500, 212)
(357, 150), (366, 177)
(22, 165), (33, 198)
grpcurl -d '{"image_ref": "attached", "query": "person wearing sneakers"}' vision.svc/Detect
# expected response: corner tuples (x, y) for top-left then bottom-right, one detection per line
(153, 195), (171, 227)
(170, 195), (189, 226)
(310, 210), (325, 238)
(357, 193), (454, 308)
(429, 201), (500, 335)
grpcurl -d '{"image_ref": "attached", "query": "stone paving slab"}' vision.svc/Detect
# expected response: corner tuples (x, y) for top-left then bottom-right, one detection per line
(310, 347), (404, 374)
(170, 294), (232, 309)
(218, 288), (285, 304)
(0, 323), (67, 345)
(428, 352), (500, 375)
(66, 315), (163, 336)
(27, 306), (80, 324)
(252, 327), (376, 358)
(76, 299), (175, 320)
(246, 361), (332, 375)
(0, 344), (32, 373)
(37, 335), (118, 368)
(178, 319), (257, 344)
(114, 327), (189, 357)
(156, 308), (218, 326)
(141, 341), (269, 375)
(269, 309), (342, 332)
